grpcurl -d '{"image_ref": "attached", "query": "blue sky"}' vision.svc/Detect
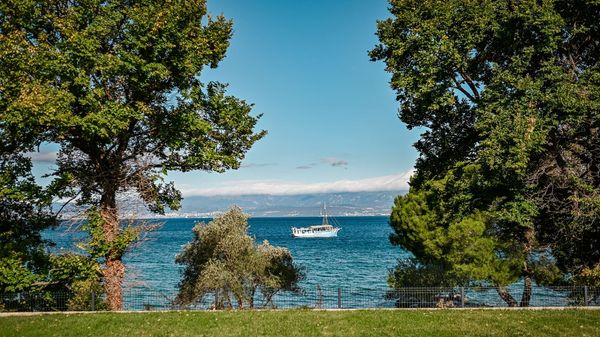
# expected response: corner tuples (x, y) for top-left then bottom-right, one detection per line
(31, 0), (420, 196)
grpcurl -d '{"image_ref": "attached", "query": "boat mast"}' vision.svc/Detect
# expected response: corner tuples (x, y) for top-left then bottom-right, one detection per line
(323, 203), (329, 225)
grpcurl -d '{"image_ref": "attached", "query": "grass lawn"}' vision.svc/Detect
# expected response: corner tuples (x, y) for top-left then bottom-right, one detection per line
(1, 309), (599, 337)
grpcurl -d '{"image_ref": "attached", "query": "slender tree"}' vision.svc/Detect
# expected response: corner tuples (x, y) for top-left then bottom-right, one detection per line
(371, 0), (599, 306)
(0, 0), (265, 309)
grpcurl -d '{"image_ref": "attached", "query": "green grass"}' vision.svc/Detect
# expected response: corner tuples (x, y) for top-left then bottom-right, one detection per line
(1, 309), (599, 337)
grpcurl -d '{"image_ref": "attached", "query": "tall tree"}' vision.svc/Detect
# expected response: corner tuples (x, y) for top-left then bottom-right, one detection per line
(371, 0), (599, 306)
(0, 0), (265, 310)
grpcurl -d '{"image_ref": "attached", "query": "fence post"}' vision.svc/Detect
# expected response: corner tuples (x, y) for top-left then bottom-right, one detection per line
(460, 287), (465, 308)
(337, 288), (342, 309)
(584, 286), (589, 306)
(316, 285), (323, 309)
(91, 291), (96, 311)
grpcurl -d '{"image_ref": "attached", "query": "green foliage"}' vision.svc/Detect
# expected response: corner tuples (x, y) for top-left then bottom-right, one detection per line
(387, 258), (454, 289)
(257, 241), (305, 306)
(0, 154), (106, 297)
(77, 208), (142, 261)
(0, 254), (42, 293)
(0, 0), (265, 213)
(575, 264), (600, 288)
(48, 253), (107, 310)
(176, 207), (304, 308)
(66, 278), (108, 311)
(0, 0), (264, 308)
(0, 151), (57, 294)
(1, 252), (106, 310)
(389, 190), (524, 288)
(372, 0), (600, 303)
(0, 153), (56, 273)
(48, 253), (102, 287)
(530, 256), (564, 286)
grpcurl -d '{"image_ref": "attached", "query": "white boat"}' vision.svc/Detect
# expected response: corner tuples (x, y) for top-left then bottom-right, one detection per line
(291, 205), (340, 238)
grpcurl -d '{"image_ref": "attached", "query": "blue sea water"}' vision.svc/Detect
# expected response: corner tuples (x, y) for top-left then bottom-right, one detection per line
(47, 216), (405, 294)
(45, 217), (586, 309)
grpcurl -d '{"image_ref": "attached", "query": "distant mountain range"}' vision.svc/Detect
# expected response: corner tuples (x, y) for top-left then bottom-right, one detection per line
(55, 191), (407, 218)
(172, 191), (407, 217)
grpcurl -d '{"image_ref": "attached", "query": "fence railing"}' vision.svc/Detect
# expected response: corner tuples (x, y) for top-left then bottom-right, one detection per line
(2, 285), (599, 312)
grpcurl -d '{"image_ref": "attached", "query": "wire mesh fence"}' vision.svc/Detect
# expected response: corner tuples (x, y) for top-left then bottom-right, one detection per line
(2, 285), (599, 312)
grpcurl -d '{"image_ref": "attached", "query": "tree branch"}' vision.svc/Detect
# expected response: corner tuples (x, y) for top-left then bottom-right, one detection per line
(54, 190), (82, 218)
(457, 68), (480, 100)
(451, 76), (477, 102)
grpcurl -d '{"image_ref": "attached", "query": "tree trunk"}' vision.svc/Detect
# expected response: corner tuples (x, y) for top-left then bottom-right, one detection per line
(264, 293), (275, 308)
(103, 258), (125, 310)
(496, 286), (518, 307)
(100, 190), (124, 311)
(248, 287), (255, 309)
(520, 228), (534, 307)
(520, 274), (532, 307)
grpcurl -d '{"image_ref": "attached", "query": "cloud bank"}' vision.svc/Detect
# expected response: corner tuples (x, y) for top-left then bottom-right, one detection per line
(180, 170), (413, 197)
(26, 151), (58, 162)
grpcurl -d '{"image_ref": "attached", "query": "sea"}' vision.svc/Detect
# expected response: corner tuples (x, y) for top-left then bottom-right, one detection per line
(45, 217), (584, 309)
(47, 216), (406, 294)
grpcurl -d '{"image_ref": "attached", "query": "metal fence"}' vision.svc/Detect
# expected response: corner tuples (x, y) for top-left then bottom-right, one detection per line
(2, 285), (599, 312)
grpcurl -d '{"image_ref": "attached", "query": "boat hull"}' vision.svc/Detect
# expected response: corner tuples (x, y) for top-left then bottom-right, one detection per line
(291, 228), (340, 238)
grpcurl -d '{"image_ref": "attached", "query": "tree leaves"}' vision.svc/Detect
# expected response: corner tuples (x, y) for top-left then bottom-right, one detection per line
(372, 0), (600, 297)
(0, 0), (265, 211)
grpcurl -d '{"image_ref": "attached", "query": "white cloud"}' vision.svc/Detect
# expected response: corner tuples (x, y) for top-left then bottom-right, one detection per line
(180, 170), (413, 197)
(26, 151), (58, 162)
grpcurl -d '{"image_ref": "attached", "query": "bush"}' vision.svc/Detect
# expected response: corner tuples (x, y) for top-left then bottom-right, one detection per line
(176, 206), (304, 309)
(67, 279), (108, 311)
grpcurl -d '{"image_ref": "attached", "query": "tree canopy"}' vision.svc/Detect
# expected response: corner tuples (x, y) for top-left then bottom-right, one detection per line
(0, 0), (265, 309)
(176, 207), (304, 309)
(371, 0), (600, 305)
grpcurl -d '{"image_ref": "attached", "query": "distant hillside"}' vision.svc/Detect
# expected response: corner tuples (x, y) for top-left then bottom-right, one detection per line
(176, 191), (407, 217)
(54, 191), (407, 218)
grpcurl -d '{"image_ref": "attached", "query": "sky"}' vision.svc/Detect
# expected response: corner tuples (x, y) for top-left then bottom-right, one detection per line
(31, 0), (420, 197)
